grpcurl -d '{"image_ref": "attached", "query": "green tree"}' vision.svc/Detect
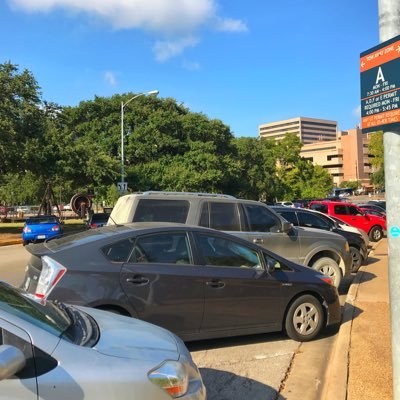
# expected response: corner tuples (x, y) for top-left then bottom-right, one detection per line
(0, 62), (44, 174)
(368, 131), (384, 188)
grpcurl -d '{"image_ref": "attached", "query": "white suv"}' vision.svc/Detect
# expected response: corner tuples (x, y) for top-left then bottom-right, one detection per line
(108, 191), (352, 287)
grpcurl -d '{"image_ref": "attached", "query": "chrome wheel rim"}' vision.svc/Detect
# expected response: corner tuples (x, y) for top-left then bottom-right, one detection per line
(351, 249), (361, 266)
(373, 229), (382, 241)
(292, 302), (320, 335)
(319, 265), (337, 280)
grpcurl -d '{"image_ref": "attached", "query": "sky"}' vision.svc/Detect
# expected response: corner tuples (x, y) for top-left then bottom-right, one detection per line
(0, 0), (379, 137)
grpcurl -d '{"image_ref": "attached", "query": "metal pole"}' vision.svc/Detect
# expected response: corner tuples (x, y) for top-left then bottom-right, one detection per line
(120, 101), (125, 185)
(378, 1), (400, 398)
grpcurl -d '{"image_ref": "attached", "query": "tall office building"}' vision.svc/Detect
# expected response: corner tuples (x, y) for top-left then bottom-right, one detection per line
(300, 128), (374, 188)
(259, 117), (338, 144)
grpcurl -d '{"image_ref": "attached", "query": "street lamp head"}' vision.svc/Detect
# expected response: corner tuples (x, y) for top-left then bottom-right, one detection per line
(148, 90), (159, 96)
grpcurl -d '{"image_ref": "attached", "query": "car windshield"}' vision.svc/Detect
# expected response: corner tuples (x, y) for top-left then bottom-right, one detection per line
(26, 216), (58, 224)
(0, 283), (75, 341)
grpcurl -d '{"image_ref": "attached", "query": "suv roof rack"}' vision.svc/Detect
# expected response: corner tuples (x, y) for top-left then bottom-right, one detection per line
(138, 191), (236, 199)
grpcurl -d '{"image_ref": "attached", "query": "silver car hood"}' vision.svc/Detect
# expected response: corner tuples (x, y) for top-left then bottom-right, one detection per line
(78, 306), (180, 361)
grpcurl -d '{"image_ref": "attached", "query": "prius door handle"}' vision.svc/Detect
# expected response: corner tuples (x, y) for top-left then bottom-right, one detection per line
(126, 276), (150, 285)
(253, 238), (264, 244)
(206, 280), (225, 289)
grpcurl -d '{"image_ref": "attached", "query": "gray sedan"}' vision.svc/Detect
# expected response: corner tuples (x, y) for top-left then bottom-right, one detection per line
(0, 282), (205, 399)
(22, 223), (341, 342)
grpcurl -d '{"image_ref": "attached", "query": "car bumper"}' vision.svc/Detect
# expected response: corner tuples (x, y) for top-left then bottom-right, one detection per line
(326, 289), (342, 326)
(22, 232), (62, 242)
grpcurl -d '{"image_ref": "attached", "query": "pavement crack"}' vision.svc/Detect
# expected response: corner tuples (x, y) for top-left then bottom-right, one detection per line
(276, 344), (302, 398)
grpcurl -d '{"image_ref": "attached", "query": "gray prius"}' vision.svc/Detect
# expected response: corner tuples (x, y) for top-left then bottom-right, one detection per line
(21, 223), (341, 343)
(0, 282), (205, 400)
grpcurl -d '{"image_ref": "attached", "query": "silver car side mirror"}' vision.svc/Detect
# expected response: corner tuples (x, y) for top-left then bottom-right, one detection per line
(0, 345), (26, 380)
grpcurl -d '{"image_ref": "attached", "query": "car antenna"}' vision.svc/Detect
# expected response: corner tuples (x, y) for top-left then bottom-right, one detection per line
(107, 214), (121, 227)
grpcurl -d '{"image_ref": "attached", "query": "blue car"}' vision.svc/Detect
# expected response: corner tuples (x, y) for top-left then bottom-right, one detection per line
(22, 215), (63, 245)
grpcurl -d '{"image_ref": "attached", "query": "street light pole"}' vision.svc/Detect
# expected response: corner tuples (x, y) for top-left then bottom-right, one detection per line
(120, 90), (159, 193)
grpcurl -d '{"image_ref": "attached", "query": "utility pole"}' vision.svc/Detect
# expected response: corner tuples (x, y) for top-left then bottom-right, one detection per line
(378, 0), (400, 398)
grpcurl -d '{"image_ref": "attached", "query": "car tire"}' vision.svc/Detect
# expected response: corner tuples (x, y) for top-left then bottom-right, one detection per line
(349, 246), (362, 273)
(285, 294), (324, 342)
(23, 240), (29, 246)
(369, 226), (383, 242)
(311, 257), (342, 287)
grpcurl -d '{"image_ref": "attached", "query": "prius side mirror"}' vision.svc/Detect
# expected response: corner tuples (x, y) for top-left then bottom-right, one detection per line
(280, 221), (292, 233)
(0, 345), (26, 380)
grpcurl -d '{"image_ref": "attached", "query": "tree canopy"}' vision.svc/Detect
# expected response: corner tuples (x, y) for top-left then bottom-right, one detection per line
(0, 62), (335, 206)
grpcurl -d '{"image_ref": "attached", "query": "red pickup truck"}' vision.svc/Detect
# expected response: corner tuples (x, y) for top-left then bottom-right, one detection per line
(309, 201), (386, 242)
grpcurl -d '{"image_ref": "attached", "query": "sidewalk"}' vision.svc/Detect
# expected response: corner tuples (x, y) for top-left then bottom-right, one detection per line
(322, 238), (392, 400)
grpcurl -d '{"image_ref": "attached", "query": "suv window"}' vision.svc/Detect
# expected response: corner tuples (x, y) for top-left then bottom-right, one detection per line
(199, 202), (240, 231)
(243, 204), (280, 232)
(334, 205), (349, 215)
(132, 199), (189, 223)
(348, 206), (364, 216)
(196, 234), (261, 269)
(130, 233), (192, 264)
(297, 212), (331, 230)
(309, 203), (328, 213)
(276, 210), (298, 226)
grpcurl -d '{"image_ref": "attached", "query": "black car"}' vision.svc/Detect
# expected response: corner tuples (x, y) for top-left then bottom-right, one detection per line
(21, 223), (341, 342)
(272, 206), (368, 273)
(367, 200), (386, 211)
(358, 203), (386, 215)
(86, 212), (110, 228)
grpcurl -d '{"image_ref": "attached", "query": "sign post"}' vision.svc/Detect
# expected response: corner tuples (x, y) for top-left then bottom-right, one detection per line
(366, 1), (400, 398)
(360, 34), (400, 133)
(117, 182), (128, 194)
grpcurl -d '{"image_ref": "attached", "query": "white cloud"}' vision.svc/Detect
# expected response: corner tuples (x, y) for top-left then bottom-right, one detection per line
(104, 71), (117, 86)
(182, 60), (201, 71)
(214, 17), (248, 32)
(10, 0), (214, 34)
(9, 0), (247, 60)
(153, 36), (199, 62)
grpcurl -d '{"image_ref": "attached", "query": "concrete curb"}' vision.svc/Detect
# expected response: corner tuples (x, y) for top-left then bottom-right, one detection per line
(321, 240), (382, 400)
(0, 239), (22, 247)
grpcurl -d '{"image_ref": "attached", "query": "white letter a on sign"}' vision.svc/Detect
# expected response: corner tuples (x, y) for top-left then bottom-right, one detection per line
(376, 67), (385, 84)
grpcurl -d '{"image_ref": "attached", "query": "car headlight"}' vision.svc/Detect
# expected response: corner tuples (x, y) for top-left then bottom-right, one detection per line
(148, 360), (189, 398)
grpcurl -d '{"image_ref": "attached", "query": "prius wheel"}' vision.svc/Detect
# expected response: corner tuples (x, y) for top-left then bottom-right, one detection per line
(311, 257), (341, 287)
(285, 295), (324, 342)
(369, 226), (383, 242)
(350, 246), (362, 273)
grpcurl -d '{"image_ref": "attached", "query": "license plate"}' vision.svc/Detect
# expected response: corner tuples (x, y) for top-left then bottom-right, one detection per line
(37, 235), (46, 239)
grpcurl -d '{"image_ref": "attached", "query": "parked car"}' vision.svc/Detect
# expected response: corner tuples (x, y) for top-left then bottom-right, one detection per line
(325, 215), (370, 247)
(0, 281), (205, 400)
(21, 223), (341, 342)
(16, 205), (31, 214)
(107, 191), (352, 287)
(86, 212), (109, 229)
(272, 206), (368, 272)
(22, 215), (63, 245)
(308, 201), (386, 242)
(357, 203), (386, 215)
(275, 201), (294, 207)
(368, 200), (386, 211)
(0, 206), (8, 219)
(358, 207), (386, 219)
